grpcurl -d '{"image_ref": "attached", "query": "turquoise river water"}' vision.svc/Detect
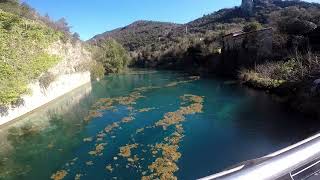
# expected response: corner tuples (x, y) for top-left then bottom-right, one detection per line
(0, 70), (319, 180)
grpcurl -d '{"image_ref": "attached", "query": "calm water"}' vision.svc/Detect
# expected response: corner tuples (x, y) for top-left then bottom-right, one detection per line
(0, 70), (319, 180)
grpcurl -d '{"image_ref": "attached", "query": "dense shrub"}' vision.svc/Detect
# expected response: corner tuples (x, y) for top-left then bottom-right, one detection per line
(243, 22), (263, 32)
(270, 6), (319, 35)
(0, 10), (62, 106)
(281, 19), (316, 35)
(89, 62), (106, 80)
(240, 53), (320, 89)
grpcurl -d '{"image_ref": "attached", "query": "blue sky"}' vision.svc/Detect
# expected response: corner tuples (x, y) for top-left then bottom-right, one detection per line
(24, 0), (319, 40)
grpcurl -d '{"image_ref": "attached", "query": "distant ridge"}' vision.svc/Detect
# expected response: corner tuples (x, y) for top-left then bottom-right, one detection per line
(89, 20), (181, 51)
(89, 0), (320, 53)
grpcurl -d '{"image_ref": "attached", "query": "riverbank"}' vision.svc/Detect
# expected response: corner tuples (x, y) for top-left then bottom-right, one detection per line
(239, 74), (320, 120)
(0, 72), (91, 126)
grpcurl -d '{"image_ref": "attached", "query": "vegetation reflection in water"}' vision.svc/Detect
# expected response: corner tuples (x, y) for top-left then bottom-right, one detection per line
(0, 71), (318, 180)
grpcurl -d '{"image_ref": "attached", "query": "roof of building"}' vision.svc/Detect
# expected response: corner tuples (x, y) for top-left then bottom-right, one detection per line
(223, 27), (273, 38)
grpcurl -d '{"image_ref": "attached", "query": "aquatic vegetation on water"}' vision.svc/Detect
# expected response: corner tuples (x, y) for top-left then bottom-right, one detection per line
(84, 110), (103, 122)
(121, 116), (134, 123)
(138, 108), (155, 112)
(136, 128), (145, 134)
(156, 112), (185, 130)
(46, 79), (203, 180)
(142, 94), (204, 179)
(86, 161), (94, 166)
(118, 143), (139, 158)
(88, 143), (107, 156)
(145, 158), (179, 180)
(48, 143), (55, 149)
(106, 164), (113, 172)
(83, 137), (93, 142)
(155, 95), (204, 130)
(164, 132), (184, 146)
(181, 94), (204, 104)
(104, 122), (120, 133)
(165, 76), (200, 88)
(74, 174), (82, 180)
(155, 144), (181, 161)
(83, 91), (144, 123)
(50, 170), (67, 180)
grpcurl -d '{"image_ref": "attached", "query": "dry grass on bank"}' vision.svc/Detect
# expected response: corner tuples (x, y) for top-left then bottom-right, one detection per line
(239, 52), (320, 89)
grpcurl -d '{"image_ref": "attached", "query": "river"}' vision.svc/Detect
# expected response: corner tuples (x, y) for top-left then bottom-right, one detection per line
(0, 70), (319, 180)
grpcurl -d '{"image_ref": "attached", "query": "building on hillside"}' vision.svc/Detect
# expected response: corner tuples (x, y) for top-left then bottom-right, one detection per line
(223, 28), (273, 55)
(219, 28), (273, 75)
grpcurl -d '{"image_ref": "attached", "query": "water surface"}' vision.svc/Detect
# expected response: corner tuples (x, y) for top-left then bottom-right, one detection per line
(0, 70), (319, 180)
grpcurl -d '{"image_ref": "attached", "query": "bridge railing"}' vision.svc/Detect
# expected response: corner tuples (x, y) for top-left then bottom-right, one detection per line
(199, 133), (320, 180)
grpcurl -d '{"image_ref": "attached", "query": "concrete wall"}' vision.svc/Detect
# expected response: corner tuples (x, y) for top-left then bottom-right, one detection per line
(0, 41), (93, 126)
(0, 72), (91, 126)
(0, 81), (92, 154)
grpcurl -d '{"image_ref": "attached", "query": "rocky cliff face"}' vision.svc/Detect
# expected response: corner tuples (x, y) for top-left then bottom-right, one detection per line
(242, 0), (254, 14)
(47, 41), (92, 74)
(0, 41), (93, 126)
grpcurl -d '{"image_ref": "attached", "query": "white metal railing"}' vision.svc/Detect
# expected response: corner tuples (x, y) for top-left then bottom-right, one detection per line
(199, 133), (320, 180)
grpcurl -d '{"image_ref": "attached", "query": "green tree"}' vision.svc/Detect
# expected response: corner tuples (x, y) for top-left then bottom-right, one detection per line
(243, 22), (263, 33)
(94, 39), (130, 73)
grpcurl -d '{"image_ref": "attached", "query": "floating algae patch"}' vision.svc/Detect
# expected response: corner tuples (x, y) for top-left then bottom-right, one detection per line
(133, 86), (161, 92)
(88, 143), (107, 156)
(155, 95), (204, 130)
(121, 116), (135, 123)
(83, 137), (93, 142)
(97, 132), (106, 138)
(86, 161), (94, 166)
(136, 128), (145, 134)
(189, 76), (200, 80)
(142, 131), (184, 180)
(45, 81), (204, 180)
(164, 132), (184, 146)
(104, 122), (120, 133)
(84, 110), (103, 122)
(106, 164), (113, 172)
(118, 143), (139, 158)
(156, 112), (185, 130)
(175, 124), (184, 134)
(46, 92), (202, 180)
(74, 174), (82, 180)
(165, 76), (200, 88)
(50, 170), (67, 180)
(48, 142), (55, 149)
(138, 108), (155, 113)
(83, 90), (146, 123)
(141, 94), (204, 180)
(83, 78), (202, 123)
(180, 94), (204, 104)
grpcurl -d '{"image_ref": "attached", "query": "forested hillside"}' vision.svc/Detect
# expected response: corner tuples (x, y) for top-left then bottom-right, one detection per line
(89, 0), (320, 118)
(90, 0), (320, 67)
(90, 21), (180, 52)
